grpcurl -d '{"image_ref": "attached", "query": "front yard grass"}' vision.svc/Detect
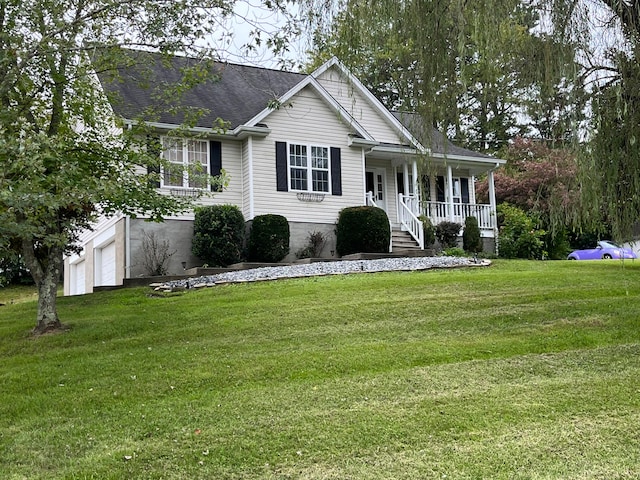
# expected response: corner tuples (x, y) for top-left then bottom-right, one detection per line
(1, 260), (639, 479)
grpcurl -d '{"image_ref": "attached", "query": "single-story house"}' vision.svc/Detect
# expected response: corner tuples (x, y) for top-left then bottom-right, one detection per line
(63, 53), (505, 295)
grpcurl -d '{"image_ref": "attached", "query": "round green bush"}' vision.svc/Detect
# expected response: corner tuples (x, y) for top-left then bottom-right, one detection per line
(248, 214), (290, 262)
(191, 205), (245, 267)
(462, 216), (483, 253)
(336, 206), (390, 256)
(435, 221), (461, 249)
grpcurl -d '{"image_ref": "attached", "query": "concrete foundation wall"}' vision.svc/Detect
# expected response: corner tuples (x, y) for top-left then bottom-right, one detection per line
(129, 219), (203, 277)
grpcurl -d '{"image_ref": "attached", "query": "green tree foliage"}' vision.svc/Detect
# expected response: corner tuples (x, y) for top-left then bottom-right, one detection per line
(192, 205), (246, 267)
(304, 0), (585, 153)
(300, 0), (640, 239)
(497, 203), (546, 259)
(0, 0), (288, 333)
(475, 137), (583, 256)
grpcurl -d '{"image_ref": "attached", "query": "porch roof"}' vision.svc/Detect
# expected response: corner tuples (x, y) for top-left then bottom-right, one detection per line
(387, 112), (506, 173)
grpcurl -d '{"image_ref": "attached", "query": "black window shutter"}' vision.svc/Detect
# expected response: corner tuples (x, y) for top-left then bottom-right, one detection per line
(210, 140), (222, 192)
(461, 178), (470, 203)
(436, 176), (445, 202)
(275, 141), (288, 191)
(330, 147), (342, 196)
(147, 135), (161, 189)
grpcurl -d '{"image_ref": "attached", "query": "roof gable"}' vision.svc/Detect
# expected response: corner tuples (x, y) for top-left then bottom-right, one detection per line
(312, 58), (425, 150)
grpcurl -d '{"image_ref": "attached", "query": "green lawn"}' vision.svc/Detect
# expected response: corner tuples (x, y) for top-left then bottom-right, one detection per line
(1, 260), (639, 479)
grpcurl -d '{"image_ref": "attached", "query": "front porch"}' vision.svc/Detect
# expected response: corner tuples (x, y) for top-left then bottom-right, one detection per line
(365, 158), (501, 252)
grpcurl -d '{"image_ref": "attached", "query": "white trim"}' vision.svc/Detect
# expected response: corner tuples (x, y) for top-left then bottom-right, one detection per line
(120, 120), (271, 139)
(247, 136), (255, 219)
(286, 142), (332, 194)
(125, 216), (131, 279)
(365, 167), (388, 214)
(361, 148), (367, 205)
(159, 136), (209, 190)
(93, 225), (116, 249)
(310, 57), (427, 153)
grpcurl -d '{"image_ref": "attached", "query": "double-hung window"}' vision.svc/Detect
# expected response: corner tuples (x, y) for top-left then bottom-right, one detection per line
(161, 137), (209, 189)
(288, 143), (330, 193)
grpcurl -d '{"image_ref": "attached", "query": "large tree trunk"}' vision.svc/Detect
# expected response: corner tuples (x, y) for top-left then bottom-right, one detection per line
(34, 260), (63, 334)
(22, 240), (64, 334)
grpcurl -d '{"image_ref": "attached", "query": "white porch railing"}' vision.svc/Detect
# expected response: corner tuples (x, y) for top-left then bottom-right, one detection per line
(423, 201), (494, 230)
(366, 191), (377, 207)
(398, 194), (424, 249)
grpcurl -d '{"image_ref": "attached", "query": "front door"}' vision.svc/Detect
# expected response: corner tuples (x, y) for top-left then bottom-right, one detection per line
(365, 169), (387, 212)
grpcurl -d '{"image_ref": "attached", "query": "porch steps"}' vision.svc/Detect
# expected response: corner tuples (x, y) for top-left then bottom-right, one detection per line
(391, 229), (422, 253)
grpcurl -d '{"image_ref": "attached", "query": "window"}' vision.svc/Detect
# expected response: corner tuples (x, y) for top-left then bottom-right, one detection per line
(288, 143), (330, 193)
(452, 177), (462, 204)
(161, 137), (209, 189)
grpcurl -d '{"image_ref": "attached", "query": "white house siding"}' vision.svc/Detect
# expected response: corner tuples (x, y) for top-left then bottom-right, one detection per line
(316, 68), (407, 146)
(194, 139), (244, 209)
(250, 86), (365, 225)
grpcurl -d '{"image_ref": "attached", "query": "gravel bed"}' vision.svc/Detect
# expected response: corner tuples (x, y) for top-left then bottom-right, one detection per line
(153, 256), (489, 291)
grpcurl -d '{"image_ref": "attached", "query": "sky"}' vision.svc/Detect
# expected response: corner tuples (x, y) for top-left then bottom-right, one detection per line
(215, 0), (309, 70)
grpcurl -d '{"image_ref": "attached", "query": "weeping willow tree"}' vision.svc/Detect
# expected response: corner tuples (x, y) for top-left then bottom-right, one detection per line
(298, 0), (640, 240)
(304, 0), (585, 152)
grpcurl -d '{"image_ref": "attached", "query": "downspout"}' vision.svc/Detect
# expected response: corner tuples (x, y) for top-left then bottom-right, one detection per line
(125, 216), (131, 279)
(361, 147), (368, 205)
(247, 137), (255, 219)
(125, 122), (133, 280)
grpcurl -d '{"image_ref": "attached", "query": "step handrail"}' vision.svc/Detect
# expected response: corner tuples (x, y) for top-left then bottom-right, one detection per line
(398, 194), (424, 249)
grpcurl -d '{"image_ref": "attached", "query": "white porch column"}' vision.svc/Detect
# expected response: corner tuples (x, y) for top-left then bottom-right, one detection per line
(412, 161), (419, 198)
(446, 164), (454, 222)
(403, 163), (409, 196)
(488, 169), (497, 229)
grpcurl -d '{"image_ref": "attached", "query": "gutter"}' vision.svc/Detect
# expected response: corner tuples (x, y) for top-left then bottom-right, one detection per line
(121, 119), (271, 139)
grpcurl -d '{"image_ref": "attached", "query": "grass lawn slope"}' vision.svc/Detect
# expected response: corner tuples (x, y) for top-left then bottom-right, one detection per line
(1, 260), (639, 479)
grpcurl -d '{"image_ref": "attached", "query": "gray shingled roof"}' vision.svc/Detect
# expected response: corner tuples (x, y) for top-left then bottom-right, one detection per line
(97, 50), (306, 130)
(97, 50), (494, 162)
(392, 111), (494, 159)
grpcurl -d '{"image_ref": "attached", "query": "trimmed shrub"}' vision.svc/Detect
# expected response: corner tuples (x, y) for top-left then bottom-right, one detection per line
(420, 215), (436, 247)
(192, 205), (245, 267)
(336, 206), (390, 256)
(435, 221), (462, 249)
(463, 216), (483, 253)
(497, 203), (546, 259)
(248, 214), (290, 262)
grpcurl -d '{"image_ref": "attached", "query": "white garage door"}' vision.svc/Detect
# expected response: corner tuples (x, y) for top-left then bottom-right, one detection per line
(72, 260), (86, 295)
(98, 242), (116, 286)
